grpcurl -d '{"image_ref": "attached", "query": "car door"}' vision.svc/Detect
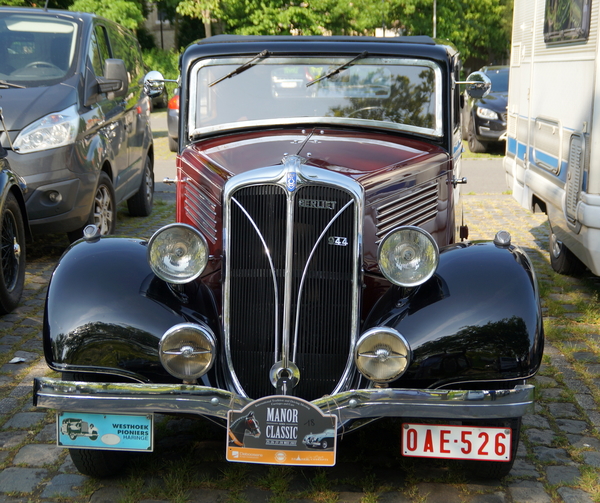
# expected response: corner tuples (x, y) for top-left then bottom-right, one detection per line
(88, 24), (128, 190)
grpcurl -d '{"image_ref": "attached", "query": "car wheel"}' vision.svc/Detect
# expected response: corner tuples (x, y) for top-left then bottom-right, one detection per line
(67, 172), (116, 243)
(0, 192), (25, 315)
(127, 155), (154, 217)
(549, 227), (586, 276)
(321, 439), (328, 449)
(463, 417), (520, 480)
(69, 448), (129, 478)
(467, 117), (488, 153)
(168, 136), (178, 153)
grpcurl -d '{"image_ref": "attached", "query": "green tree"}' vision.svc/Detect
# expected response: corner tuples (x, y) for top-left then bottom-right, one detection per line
(69, 0), (145, 30)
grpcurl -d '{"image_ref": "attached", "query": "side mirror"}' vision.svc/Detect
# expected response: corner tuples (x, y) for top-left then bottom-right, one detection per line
(460, 71), (492, 100)
(144, 70), (165, 99)
(99, 59), (128, 97)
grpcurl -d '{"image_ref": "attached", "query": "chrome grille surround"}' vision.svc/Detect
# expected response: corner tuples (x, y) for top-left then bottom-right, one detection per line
(223, 155), (364, 401)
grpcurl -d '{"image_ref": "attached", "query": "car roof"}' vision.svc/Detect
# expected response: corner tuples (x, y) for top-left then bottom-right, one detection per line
(182, 34), (457, 71)
(0, 6), (108, 26)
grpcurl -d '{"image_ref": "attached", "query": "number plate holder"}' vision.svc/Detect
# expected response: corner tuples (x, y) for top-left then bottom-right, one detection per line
(401, 423), (512, 461)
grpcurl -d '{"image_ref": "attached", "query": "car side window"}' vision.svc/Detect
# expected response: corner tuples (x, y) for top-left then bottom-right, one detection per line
(88, 25), (110, 78)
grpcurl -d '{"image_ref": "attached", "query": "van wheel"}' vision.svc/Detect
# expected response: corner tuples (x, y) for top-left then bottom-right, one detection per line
(69, 448), (128, 478)
(0, 192), (25, 314)
(67, 172), (116, 242)
(463, 417), (521, 480)
(468, 118), (488, 153)
(127, 156), (154, 217)
(549, 229), (586, 276)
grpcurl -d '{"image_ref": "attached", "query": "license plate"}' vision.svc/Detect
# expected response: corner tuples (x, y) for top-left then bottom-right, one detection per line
(401, 423), (511, 461)
(57, 412), (153, 451)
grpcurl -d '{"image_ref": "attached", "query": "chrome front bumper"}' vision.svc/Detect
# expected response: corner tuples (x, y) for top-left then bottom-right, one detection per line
(33, 378), (535, 421)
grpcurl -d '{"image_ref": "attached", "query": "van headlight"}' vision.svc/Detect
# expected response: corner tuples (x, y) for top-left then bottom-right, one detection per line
(13, 104), (79, 153)
(355, 327), (411, 382)
(148, 224), (209, 284)
(159, 323), (216, 380)
(378, 226), (439, 287)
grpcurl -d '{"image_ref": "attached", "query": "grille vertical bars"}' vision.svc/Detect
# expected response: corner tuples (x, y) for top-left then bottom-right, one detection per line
(224, 164), (361, 401)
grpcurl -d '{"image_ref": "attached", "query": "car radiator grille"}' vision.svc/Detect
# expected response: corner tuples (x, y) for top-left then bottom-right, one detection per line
(227, 184), (357, 401)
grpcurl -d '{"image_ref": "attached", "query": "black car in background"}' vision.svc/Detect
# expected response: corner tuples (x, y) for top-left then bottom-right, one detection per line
(462, 66), (509, 153)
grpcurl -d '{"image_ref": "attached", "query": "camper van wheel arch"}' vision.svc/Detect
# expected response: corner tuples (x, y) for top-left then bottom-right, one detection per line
(549, 228), (586, 276)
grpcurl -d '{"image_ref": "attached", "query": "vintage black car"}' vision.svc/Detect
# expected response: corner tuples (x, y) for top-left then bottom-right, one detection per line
(33, 36), (544, 480)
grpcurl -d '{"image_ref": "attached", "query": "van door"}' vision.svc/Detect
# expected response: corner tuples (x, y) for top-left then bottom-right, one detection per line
(105, 24), (146, 201)
(88, 24), (128, 191)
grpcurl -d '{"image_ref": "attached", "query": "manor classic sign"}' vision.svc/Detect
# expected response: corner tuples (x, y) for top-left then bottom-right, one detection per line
(226, 395), (337, 466)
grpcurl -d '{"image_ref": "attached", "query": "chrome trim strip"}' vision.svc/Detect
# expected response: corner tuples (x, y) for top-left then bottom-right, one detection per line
(231, 197), (281, 359)
(34, 378), (536, 421)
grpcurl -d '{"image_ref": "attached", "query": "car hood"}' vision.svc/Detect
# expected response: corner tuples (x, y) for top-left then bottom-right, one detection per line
(185, 128), (449, 181)
(0, 76), (78, 131)
(476, 92), (508, 114)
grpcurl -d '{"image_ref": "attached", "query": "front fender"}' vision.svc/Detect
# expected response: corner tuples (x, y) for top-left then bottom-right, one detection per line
(43, 236), (220, 382)
(364, 240), (543, 388)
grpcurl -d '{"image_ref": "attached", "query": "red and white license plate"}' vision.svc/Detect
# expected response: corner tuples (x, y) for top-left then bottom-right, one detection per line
(401, 423), (512, 461)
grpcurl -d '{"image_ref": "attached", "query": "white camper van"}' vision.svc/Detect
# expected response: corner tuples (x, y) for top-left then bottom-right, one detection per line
(504, 0), (600, 275)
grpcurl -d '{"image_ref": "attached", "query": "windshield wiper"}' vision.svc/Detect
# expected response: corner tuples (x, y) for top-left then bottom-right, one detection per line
(0, 80), (25, 89)
(306, 51), (369, 87)
(209, 50), (271, 87)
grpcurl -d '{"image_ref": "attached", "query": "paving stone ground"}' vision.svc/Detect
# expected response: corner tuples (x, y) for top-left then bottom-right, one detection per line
(1, 158), (599, 501)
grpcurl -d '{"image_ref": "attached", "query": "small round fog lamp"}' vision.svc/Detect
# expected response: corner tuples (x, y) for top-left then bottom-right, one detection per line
(378, 226), (439, 287)
(159, 323), (216, 380)
(148, 224), (209, 284)
(355, 327), (411, 382)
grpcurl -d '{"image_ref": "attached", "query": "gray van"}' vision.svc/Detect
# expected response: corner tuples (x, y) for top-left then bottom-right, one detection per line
(0, 7), (154, 240)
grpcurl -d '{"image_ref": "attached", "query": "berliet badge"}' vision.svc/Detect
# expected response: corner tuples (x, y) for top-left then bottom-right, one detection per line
(286, 172), (297, 192)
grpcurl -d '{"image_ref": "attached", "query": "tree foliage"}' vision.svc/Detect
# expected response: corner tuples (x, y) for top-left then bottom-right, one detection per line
(69, 0), (145, 30)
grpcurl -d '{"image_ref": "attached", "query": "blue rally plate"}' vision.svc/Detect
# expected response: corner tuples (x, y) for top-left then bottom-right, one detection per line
(57, 412), (153, 451)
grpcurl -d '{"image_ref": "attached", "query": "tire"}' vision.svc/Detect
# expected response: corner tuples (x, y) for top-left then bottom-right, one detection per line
(549, 228), (586, 276)
(69, 447), (128, 478)
(467, 117), (488, 153)
(0, 192), (25, 315)
(463, 417), (521, 480)
(168, 136), (178, 153)
(67, 172), (116, 243)
(127, 155), (154, 217)
(321, 440), (328, 449)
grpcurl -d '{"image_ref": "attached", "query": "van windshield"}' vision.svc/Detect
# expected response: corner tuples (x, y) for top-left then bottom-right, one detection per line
(0, 12), (78, 86)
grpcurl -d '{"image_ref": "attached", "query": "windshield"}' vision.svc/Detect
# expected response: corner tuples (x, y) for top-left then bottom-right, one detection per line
(485, 68), (509, 93)
(189, 56), (443, 138)
(0, 12), (79, 85)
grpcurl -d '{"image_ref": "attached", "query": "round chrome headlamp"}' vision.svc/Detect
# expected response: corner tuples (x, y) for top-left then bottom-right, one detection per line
(159, 323), (216, 380)
(148, 224), (209, 284)
(355, 327), (411, 382)
(378, 226), (439, 287)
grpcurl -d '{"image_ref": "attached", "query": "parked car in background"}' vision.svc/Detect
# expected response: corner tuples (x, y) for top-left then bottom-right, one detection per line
(0, 107), (28, 314)
(462, 65), (509, 153)
(167, 87), (179, 152)
(0, 7), (154, 242)
(34, 35), (543, 481)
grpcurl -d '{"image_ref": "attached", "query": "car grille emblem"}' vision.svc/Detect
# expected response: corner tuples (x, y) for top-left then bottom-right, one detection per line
(299, 199), (337, 210)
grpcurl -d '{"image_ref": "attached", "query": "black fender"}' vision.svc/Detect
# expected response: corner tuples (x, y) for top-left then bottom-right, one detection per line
(363, 240), (543, 388)
(43, 236), (220, 383)
(0, 164), (31, 240)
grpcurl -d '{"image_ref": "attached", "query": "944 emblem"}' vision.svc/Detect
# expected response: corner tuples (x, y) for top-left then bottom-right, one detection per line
(328, 236), (348, 246)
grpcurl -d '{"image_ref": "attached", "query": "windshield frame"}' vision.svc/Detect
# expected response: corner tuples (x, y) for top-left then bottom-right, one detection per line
(187, 55), (444, 140)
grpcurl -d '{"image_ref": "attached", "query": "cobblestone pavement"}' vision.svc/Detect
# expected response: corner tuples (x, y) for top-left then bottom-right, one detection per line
(0, 187), (600, 502)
